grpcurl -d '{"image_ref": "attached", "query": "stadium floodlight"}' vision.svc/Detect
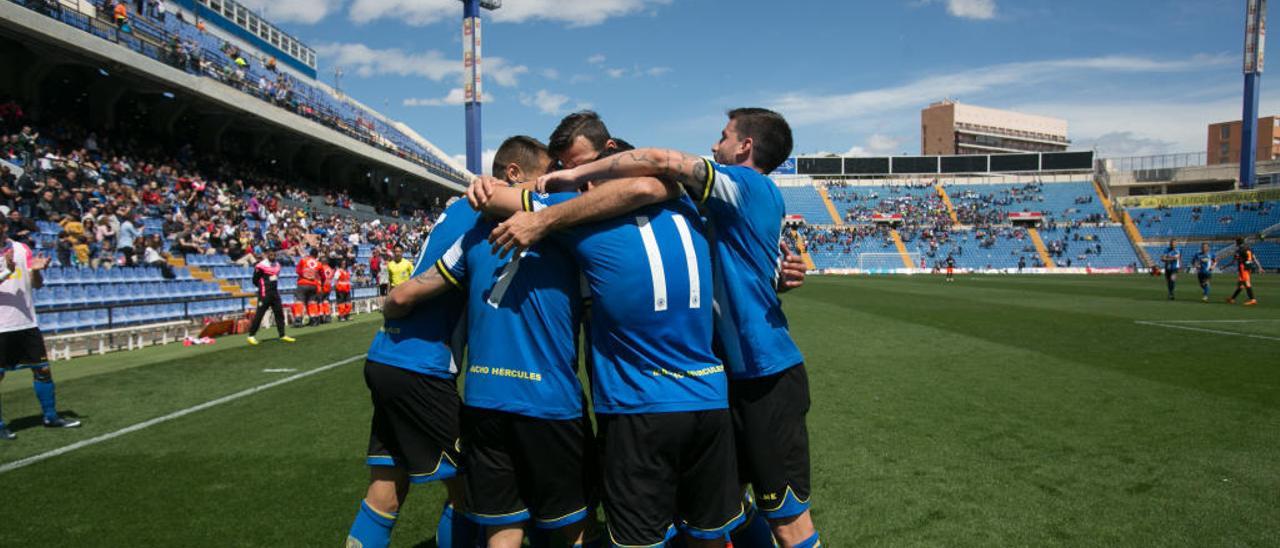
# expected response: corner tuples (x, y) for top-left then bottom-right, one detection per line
(1240, 0), (1267, 189)
(461, 0), (500, 176)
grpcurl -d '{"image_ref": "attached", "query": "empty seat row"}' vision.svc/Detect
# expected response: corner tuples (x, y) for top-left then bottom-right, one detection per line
(35, 281), (223, 309)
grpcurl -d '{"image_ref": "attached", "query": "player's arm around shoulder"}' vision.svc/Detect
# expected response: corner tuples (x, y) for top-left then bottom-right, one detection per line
(383, 251), (459, 319)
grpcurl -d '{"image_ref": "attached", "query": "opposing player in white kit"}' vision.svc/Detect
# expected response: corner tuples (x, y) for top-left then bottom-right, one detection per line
(0, 220), (81, 441)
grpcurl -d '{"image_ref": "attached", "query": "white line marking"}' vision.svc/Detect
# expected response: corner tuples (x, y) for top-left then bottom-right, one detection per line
(0, 354), (365, 475)
(262, 368), (298, 373)
(1134, 321), (1280, 342)
(1138, 319), (1280, 324)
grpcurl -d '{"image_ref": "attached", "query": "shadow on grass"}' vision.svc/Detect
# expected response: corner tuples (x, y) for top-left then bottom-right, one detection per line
(7, 409), (86, 432)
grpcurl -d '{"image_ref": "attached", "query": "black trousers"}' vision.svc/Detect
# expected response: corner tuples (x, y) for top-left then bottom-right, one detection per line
(249, 294), (285, 337)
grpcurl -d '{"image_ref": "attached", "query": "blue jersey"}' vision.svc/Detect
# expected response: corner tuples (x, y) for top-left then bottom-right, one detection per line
(364, 199), (477, 378)
(1192, 251), (1214, 275)
(1163, 247), (1181, 271)
(695, 159), (804, 379)
(437, 220), (586, 420)
(534, 191), (726, 415)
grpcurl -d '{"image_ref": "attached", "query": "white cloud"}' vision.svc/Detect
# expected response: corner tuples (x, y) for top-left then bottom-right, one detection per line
(485, 58), (530, 87)
(451, 149), (498, 176)
(314, 42), (528, 87)
(645, 66), (672, 77)
(569, 74), (594, 84)
(587, 54), (606, 65)
(348, 0), (670, 27)
(520, 90), (572, 115)
(241, 0), (341, 25)
(606, 68), (626, 79)
(541, 68), (561, 80)
(766, 54), (1232, 127)
(1074, 132), (1178, 158)
(403, 88), (486, 107)
(846, 134), (904, 156)
(946, 0), (996, 20)
(1012, 96), (1280, 157)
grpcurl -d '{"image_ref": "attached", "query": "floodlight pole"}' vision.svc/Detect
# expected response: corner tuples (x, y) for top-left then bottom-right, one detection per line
(1241, 0), (1267, 189)
(462, 0), (499, 176)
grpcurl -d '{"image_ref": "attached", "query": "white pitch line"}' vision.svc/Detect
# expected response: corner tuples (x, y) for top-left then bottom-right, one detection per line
(0, 354), (365, 476)
(1138, 319), (1280, 324)
(1134, 321), (1280, 342)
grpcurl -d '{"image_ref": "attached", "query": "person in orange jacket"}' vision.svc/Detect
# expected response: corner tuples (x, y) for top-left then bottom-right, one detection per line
(335, 260), (353, 321)
(295, 248), (324, 327)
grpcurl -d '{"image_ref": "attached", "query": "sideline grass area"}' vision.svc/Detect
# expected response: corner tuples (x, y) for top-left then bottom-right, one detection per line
(1, 275), (1278, 546)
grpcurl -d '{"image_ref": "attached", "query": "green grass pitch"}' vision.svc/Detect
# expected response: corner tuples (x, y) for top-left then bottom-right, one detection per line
(1, 274), (1278, 546)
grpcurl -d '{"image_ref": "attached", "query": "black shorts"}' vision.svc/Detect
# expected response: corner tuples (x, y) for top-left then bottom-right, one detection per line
(295, 284), (318, 304)
(0, 327), (49, 370)
(364, 360), (461, 483)
(598, 410), (744, 545)
(1198, 272), (1212, 284)
(337, 291), (352, 304)
(1165, 269), (1177, 279)
(462, 407), (597, 530)
(730, 363), (813, 520)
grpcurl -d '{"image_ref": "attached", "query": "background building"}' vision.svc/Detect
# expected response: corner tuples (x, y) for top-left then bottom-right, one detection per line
(1207, 116), (1280, 165)
(921, 100), (1070, 155)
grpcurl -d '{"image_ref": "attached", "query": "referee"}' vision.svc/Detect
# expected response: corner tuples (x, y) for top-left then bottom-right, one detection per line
(247, 249), (295, 345)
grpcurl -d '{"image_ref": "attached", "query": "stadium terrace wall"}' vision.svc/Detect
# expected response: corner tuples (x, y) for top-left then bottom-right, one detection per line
(0, 1), (465, 194)
(793, 151), (1093, 177)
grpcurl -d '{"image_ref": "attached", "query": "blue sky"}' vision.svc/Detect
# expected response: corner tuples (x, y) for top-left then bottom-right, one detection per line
(240, 0), (1273, 171)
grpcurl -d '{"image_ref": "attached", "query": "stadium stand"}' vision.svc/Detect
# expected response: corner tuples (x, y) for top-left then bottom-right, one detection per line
(4, 0), (468, 184)
(1, 99), (438, 344)
(789, 179), (1140, 271)
(1128, 202), (1277, 239)
(779, 185), (835, 224)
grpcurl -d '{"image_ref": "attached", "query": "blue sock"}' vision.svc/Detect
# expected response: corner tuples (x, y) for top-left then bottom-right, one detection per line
(33, 379), (57, 422)
(793, 531), (821, 548)
(436, 502), (479, 548)
(1203, 284), (1211, 297)
(731, 498), (778, 548)
(0, 392), (6, 430)
(347, 500), (396, 548)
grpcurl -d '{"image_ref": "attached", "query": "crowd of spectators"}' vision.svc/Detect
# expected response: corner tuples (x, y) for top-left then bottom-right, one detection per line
(14, 0), (467, 182)
(1, 99), (442, 289)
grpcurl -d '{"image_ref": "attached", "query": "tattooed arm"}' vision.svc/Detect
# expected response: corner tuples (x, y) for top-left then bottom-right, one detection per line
(383, 263), (453, 319)
(536, 148), (712, 200)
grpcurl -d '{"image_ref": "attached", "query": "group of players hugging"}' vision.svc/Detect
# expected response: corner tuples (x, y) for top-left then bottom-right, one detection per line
(344, 108), (822, 548)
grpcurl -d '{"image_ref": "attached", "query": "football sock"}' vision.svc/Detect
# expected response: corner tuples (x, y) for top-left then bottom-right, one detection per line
(1232, 287), (1243, 299)
(731, 497), (777, 548)
(435, 502), (479, 548)
(1167, 279), (1175, 296)
(348, 500), (396, 548)
(32, 370), (57, 422)
(793, 531), (821, 548)
(1202, 284), (1210, 297)
(1247, 287), (1255, 299)
(0, 393), (6, 430)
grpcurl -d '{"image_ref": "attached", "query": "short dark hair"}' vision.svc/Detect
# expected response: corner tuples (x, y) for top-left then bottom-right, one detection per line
(491, 135), (549, 178)
(597, 138), (635, 158)
(549, 110), (611, 160)
(727, 107), (793, 173)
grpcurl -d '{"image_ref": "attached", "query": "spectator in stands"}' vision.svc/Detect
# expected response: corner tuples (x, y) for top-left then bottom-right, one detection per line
(113, 2), (129, 31)
(6, 208), (36, 246)
(117, 213), (142, 266)
(142, 235), (174, 279)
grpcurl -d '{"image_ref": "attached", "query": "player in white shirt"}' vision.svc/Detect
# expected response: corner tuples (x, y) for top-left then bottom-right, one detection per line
(1, 221), (82, 441)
